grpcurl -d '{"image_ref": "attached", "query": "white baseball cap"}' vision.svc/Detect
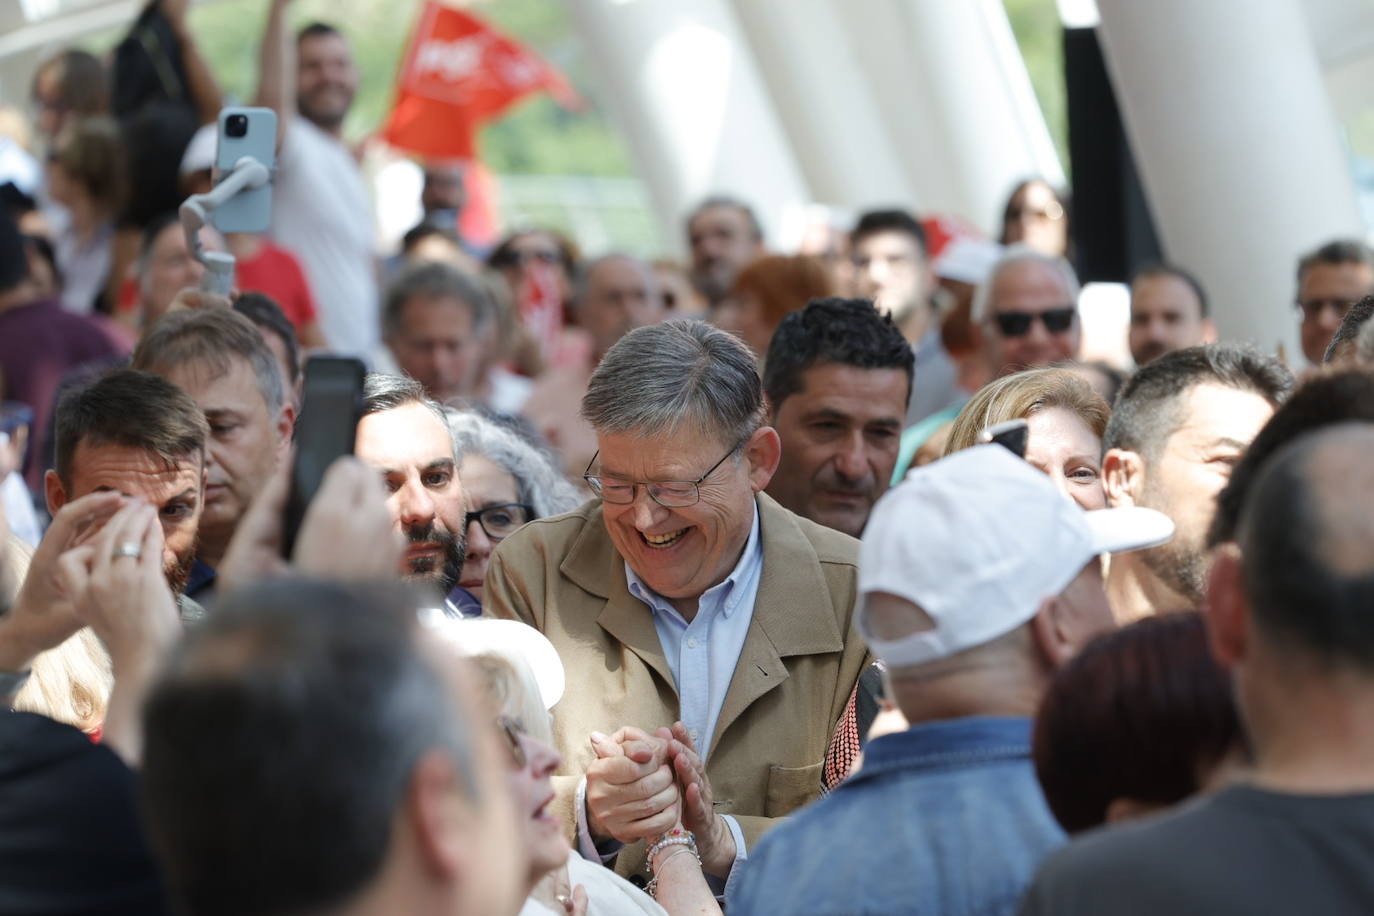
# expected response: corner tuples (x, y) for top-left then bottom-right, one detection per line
(420, 614), (566, 710)
(857, 444), (1174, 668)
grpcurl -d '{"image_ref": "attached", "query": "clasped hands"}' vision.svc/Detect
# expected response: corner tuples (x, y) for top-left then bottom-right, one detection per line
(585, 721), (735, 878)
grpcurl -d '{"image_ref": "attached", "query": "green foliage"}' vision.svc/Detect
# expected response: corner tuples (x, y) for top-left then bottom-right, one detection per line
(1002, 0), (1070, 175)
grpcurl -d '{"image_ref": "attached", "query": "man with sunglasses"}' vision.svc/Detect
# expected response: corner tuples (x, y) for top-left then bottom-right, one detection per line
(1294, 239), (1374, 365)
(976, 247), (1082, 379)
(486, 319), (868, 895)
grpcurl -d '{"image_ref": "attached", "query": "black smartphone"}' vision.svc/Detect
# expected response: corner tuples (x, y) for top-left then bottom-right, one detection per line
(978, 418), (1029, 459)
(282, 356), (367, 558)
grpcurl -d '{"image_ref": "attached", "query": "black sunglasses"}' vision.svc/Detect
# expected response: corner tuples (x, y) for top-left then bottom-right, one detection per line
(992, 307), (1077, 338)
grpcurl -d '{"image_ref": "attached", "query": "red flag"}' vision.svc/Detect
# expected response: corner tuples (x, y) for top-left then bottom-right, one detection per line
(380, 2), (581, 160)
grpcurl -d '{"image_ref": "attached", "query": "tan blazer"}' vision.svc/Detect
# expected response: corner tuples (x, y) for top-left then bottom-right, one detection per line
(484, 493), (869, 876)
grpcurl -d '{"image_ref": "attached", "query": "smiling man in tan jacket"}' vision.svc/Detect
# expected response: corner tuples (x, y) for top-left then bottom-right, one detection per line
(486, 319), (868, 892)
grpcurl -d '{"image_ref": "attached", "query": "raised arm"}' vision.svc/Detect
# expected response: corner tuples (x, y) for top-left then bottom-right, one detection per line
(253, 0), (295, 145)
(163, 0), (223, 124)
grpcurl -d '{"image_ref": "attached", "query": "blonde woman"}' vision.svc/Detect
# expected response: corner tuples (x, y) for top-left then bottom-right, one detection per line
(943, 367), (1111, 510)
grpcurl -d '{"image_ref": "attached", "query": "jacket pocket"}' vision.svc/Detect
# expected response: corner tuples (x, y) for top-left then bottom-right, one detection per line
(764, 761), (824, 817)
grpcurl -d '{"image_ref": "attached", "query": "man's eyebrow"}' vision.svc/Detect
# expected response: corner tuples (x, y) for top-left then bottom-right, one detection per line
(168, 487), (199, 503)
(424, 459), (455, 473)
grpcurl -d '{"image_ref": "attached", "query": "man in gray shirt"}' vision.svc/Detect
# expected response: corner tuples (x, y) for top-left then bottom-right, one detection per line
(1022, 423), (1374, 916)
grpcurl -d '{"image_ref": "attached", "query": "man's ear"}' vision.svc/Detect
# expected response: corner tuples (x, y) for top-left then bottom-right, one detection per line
(1102, 448), (1144, 508)
(746, 426), (782, 492)
(44, 469), (67, 516)
(1030, 595), (1077, 670)
(1205, 543), (1248, 671)
(406, 750), (468, 880)
(1201, 318), (1218, 345)
(275, 403), (297, 465)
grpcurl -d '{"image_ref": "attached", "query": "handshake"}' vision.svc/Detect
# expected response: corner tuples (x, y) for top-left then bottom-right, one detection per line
(585, 721), (737, 880)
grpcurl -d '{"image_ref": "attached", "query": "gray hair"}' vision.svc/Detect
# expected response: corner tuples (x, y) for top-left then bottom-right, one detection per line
(446, 409), (583, 519)
(363, 373), (450, 430)
(581, 319), (764, 443)
(382, 261), (495, 339)
(132, 307), (285, 415)
(972, 244), (1081, 322)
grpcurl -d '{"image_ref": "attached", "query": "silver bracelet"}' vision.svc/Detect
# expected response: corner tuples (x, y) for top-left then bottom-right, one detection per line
(645, 847), (701, 898)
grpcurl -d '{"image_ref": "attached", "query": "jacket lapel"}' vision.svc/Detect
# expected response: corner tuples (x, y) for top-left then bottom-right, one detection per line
(561, 503), (677, 694)
(710, 494), (847, 752)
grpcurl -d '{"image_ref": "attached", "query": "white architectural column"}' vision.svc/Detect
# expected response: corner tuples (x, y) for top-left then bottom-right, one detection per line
(730, 0), (917, 213)
(836, 0), (1062, 236)
(566, 0), (812, 255)
(1096, 0), (1363, 357)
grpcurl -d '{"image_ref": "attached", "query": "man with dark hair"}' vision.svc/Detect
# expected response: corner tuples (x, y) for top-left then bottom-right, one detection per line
(0, 204), (121, 492)
(487, 319), (869, 888)
(133, 309), (295, 596)
(256, 0), (377, 353)
(1295, 239), (1374, 364)
(357, 374), (476, 616)
(47, 370), (207, 598)
(1102, 345), (1291, 621)
(141, 579), (526, 916)
(850, 209), (960, 424)
(686, 195), (766, 306)
(1322, 295), (1374, 364)
(764, 298), (913, 537)
(382, 261), (496, 405)
(1128, 262), (1215, 367)
(1025, 423), (1374, 915)
(1208, 368), (1374, 549)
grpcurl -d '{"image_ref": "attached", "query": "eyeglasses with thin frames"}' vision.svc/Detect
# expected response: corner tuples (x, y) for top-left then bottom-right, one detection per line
(464, 504), (535, 541)
(583, 436), (747, 508)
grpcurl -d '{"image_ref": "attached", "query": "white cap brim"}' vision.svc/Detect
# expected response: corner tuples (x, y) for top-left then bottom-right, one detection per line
(1084, 506), (1175, 555)
(422, 615), (566, 710)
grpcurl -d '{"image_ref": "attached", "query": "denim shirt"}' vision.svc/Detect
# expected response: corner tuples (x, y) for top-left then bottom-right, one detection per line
(728, 716), (1065, 916)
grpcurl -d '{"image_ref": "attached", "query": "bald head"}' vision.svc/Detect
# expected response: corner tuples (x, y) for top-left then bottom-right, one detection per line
(1240, 423), (1374, 668)
(577, 254), (664, 360)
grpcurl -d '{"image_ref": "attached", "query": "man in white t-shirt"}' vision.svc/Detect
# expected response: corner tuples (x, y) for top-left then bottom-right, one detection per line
(256, 0), (378, 355)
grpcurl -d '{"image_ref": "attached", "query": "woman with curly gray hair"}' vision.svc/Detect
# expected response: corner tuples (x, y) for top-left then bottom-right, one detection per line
(447, 409), (583, 602)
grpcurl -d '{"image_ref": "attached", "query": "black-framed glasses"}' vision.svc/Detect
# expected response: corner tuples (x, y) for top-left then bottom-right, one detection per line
(992, 307), (1077, 338)
(464, 503), (534, 541)
(1297, 297), (1356, 321)
(583, 436), (746, 508)
(497, 715), (526, 768)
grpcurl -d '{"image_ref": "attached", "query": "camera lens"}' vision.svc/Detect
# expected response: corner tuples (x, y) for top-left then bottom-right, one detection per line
(226, 114), (249, 138)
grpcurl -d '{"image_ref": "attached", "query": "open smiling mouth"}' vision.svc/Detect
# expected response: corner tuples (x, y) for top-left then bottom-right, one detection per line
(641, 528), (687, 549)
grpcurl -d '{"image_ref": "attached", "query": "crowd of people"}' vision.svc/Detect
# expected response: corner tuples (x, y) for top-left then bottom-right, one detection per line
(6, 3), (1374, 915)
